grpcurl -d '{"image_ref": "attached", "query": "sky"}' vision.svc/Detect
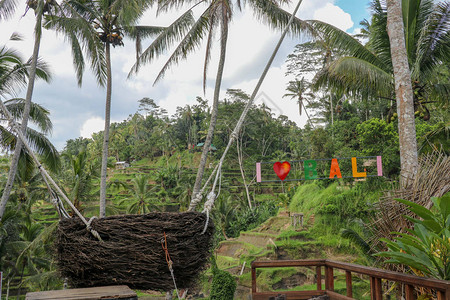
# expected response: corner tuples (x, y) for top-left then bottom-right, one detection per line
(0, 0), (371, 150)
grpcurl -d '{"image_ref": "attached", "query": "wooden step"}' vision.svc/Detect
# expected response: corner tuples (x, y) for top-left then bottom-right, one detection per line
(25, 285), (137, 300)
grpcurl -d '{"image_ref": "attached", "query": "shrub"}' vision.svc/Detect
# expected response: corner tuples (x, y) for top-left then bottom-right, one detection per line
(210, 257), (236, 300)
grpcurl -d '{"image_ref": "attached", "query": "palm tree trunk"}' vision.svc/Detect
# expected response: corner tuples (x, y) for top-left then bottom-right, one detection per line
(99, 42), (112, 218)
(0, 12), (42, 221)
(386, 0), (418, 187)
(190, 21), (228, 210)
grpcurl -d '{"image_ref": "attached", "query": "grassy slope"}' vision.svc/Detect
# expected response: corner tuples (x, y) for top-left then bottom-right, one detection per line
(210, 181), (383, 299)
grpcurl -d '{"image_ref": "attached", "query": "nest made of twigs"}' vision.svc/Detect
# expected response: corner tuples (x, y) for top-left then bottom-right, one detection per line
(55, 212), (214, 291)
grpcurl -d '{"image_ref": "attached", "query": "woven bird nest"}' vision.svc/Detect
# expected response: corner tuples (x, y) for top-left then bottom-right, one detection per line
(55, 212), (214, 291)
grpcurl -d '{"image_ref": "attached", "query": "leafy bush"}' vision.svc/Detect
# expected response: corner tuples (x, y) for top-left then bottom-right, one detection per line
(226, 200), (277, 238)
(357, 118), (399, 177)
(210, 257), (236, 300)
(376, 193), (450, 280)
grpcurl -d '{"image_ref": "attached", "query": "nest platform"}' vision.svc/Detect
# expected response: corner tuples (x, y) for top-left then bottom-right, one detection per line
(56, 212), (214, 291)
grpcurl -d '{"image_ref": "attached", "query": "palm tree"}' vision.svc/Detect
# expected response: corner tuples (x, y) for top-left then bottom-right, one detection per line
(0, 45), (56, 220)
(132, 0), (311, 210)
(385, 0), (418, 186)
(46, 0), (165, 217)
(0, 0), (57, 221)
(118, 175), (159, 214)
(310, 0), (449, 185)
(212, 194), (236, 240)
(283, 78), (315, 125)
(0, 98), (59, 219)
(62, 150), (98, 212)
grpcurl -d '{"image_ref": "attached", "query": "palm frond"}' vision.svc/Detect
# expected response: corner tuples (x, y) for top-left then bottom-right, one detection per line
(125, 25), (166, 61)
(0, 0), (19, 21)
(129, 8), (196, 77)
(33, 57), (52, 83)
(3, 99), (53, 134)
(429, 83), (450, 105)
(45, 3), (107, 86)
(149, 7), (211, 84)
(0, 47), (28, 96)
(0, 125), (17, 151)
(308, 20), (390, 72)
(248, 0), (314, 37)
(313, 56), (393, 98)
(341, 228), (375, 262)
(109, 0), (152, 25)
(413, 1), (450, 81)
(156, 0), (202, 14)
(24, 127), (60, 172)
(9, 32), (23, 41)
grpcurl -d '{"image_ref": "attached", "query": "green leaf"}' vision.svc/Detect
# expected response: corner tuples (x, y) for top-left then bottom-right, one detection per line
(395, 198), (436, 222)
(383, 252), (431, 275)
(434, 193), (450, 220)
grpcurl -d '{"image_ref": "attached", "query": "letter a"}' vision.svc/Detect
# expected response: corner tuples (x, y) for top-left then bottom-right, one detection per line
(329, 158), (342, 178)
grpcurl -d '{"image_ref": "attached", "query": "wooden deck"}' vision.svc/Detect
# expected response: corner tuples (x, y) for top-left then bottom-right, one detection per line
(26, 285), (137, 300)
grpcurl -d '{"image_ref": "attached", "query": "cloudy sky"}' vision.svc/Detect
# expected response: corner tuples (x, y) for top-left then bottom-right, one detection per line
(1, 0), (371, 150)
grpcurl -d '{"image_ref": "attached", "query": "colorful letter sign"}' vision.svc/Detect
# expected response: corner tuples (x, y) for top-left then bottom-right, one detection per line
(256, 156), (383, 182)
(329, 158), (342, 179)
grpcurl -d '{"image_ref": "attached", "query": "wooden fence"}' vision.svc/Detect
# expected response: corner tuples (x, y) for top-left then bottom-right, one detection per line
(251, 259), (450, 300)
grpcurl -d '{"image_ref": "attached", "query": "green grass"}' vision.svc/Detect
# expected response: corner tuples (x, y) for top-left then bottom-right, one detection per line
(216, 255), (240, 270)
(277, 229), (312, 240)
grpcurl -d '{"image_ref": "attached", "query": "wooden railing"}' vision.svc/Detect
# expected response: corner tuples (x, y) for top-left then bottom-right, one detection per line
(251, 259), (450, 300)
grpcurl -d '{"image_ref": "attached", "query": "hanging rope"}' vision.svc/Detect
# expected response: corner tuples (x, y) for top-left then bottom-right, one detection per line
(0, 99), (103, 241)
(189, 0), (304, 221)
(161, 232), (181, 299)
(188, 163), (220, 211)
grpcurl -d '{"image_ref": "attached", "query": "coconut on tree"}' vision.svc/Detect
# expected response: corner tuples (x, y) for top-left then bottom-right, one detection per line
(46, 0), (165, 217)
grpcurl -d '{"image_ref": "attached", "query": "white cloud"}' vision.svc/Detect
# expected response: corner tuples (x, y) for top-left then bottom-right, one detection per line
(80, 117), (105, 138)
(313, 3), (354, 31)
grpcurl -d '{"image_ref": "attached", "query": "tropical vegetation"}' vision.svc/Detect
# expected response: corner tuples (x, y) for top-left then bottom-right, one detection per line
(0, 0), (448, 298)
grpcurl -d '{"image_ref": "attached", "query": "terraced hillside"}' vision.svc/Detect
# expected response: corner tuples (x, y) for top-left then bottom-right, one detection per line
(214, 211), (371, 299)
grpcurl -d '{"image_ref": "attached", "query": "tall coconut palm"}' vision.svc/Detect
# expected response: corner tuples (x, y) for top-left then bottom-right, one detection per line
(46, 0), (166, 217)
(131, 0), (311, 210)
(0, 44), (56, 221)
(0, 0), (58, 221)
(283, 78), (315, 125)
(310, 0), (449, 185)
(385, 0), (417, 185)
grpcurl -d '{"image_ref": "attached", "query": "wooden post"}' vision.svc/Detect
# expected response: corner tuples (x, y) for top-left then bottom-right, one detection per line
(316, 266), (322, 291)
(374, 277), (382, 300)
(370, 277), (375, 300)
(325, 266), (334, 291)
(345, 271), (352, 298)
(252, 266), (257, 293)
(405, 284), (415, 300)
